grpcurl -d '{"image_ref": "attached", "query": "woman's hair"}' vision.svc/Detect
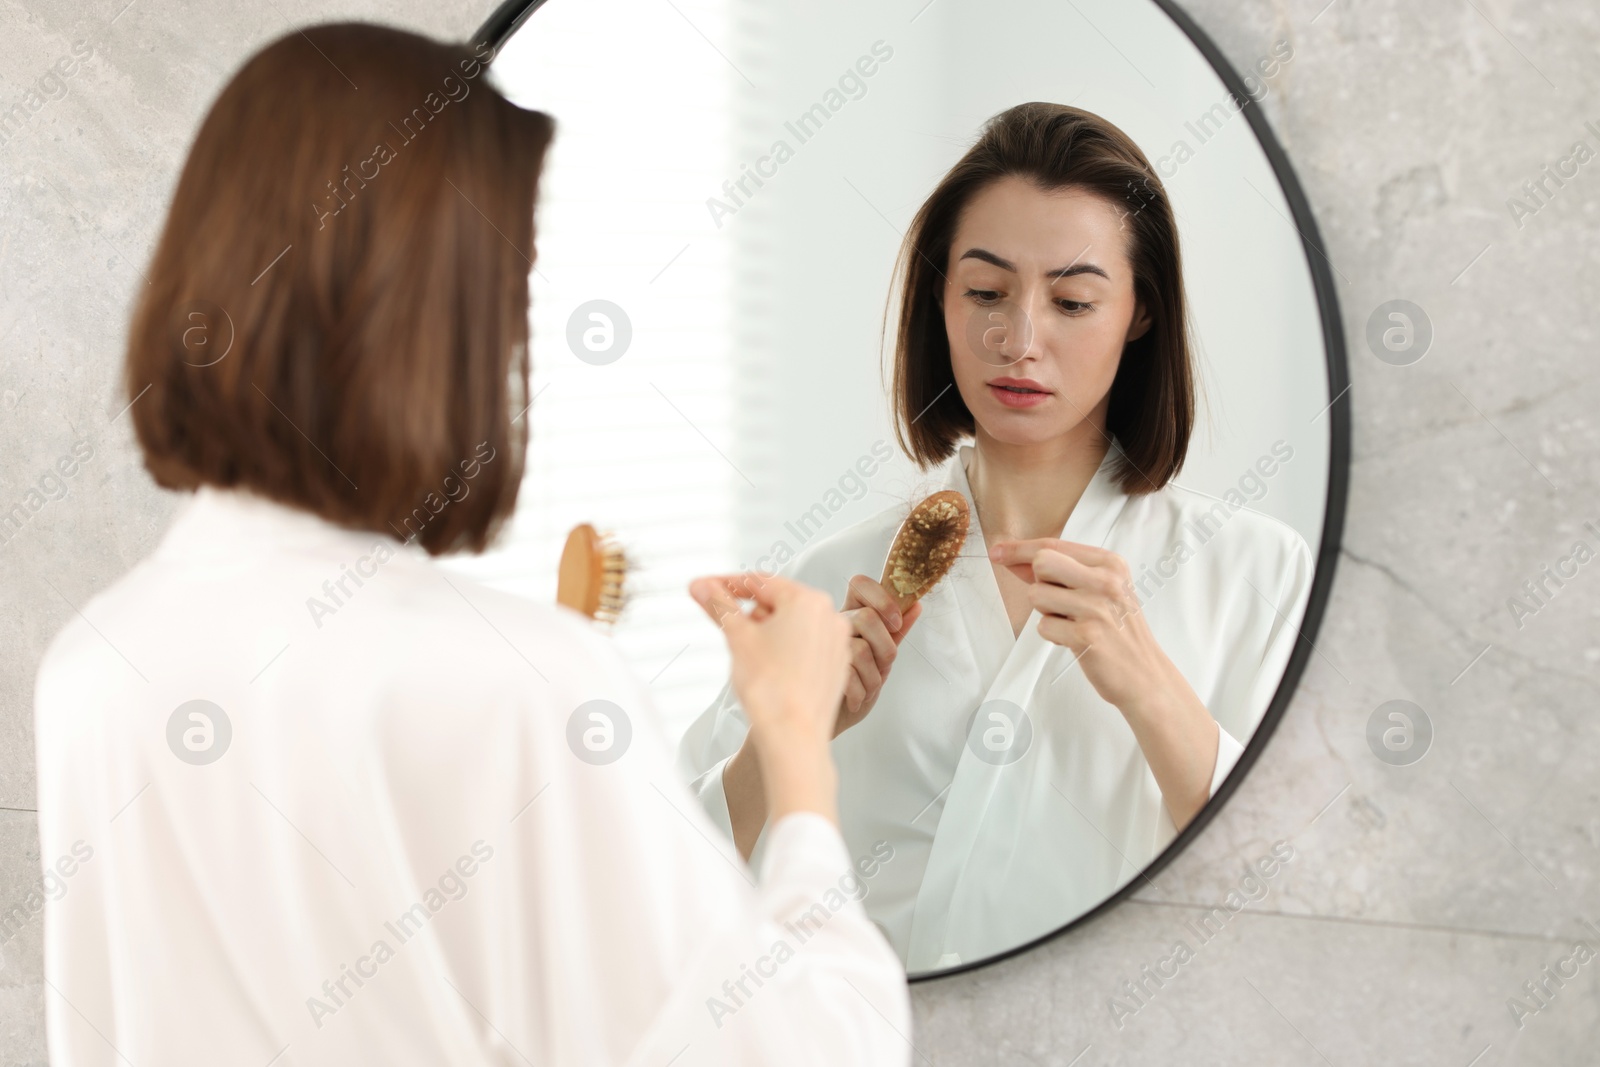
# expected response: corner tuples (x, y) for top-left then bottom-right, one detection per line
(889, 101), (1193, 494)
(124, 23), (554, 554)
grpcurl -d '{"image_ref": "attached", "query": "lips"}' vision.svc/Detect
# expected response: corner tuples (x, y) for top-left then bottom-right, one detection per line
(986, 377), (1052, 408)
(988, 377), (1049, 394)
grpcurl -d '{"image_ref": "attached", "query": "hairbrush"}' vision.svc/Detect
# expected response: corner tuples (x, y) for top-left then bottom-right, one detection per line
(556, 523), (628, 623)
(880, 490), (970, 611)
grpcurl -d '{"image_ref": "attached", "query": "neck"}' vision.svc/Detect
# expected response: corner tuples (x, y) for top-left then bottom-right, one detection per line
(965, 418), (1111, 543)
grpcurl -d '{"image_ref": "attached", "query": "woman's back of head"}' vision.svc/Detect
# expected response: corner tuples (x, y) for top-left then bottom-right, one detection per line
(125, 23), (554, 555)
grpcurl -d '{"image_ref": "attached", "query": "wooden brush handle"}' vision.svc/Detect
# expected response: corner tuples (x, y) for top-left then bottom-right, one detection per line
(557, 524), (605, 619)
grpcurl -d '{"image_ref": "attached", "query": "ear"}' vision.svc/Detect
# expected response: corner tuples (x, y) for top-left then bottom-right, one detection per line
(1124, 299), (1153, 345)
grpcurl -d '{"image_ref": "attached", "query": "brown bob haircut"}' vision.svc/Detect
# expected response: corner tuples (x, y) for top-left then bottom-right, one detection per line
(125, 23), (554, 554)
(890, 101), (1193, 494)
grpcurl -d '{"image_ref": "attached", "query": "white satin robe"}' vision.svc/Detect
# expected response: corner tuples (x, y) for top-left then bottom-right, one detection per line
(33, 487), (910, 1066)
(679, 442), (1314, 971)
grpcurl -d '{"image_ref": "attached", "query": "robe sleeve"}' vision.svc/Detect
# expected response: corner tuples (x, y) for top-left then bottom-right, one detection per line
(687, 755), (737, 839)
(1210, 725), (1246, 795)
(1208, 524), (1316, 783)
(677, 678), (749, 841)
(1246, 530), (1316, 730)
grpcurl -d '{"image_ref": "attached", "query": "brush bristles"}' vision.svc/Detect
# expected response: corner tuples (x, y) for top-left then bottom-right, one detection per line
(558, 523), (630, 624)
(883, 492), (968, 604)
(592, 539), (628, 624)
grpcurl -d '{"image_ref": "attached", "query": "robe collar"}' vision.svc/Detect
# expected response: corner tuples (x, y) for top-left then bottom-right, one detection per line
(903, 435), (1136, 970)
(930, 436), (1134, 655)
(943, 436), (1132, 555)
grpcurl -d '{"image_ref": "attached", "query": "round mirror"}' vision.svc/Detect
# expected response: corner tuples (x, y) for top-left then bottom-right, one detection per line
(460, 0), (1348, 978)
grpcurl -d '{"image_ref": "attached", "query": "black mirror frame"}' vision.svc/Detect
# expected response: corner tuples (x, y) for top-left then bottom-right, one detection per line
(471, 0), (1351, 985)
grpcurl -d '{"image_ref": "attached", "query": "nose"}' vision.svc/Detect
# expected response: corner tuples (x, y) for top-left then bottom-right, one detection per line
(995, 312), (1034, 363)
(994, 287), (1049, 365)
(960, 285), (1044, 368)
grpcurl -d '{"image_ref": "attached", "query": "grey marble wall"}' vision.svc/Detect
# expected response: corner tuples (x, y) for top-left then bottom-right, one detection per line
(1, 1), (1596, 1064)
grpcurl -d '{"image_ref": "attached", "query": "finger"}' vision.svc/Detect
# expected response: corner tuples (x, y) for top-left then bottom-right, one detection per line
(990, 538), (1117, 568)
(997, 548), (1079, 586)
(998, 560), (1037, 584)
(1038, 613), (1092, 653)
(1022, 550), (1127, 600)
(1028, 582), (1099, 621)
(688, 576), (749, 629)
(848, 607), (900, 674)
(848, 638), (884, 695)
(986, 537), (1064, 565)
(1031, 579), (1139, 631)
(697, 572), (815, 614)
(1029, 548), (1101, 589)
(842, 673), (866, 717)
(889, 600), (924, 646)
(745, 573), (827, 616)
(845, 574), (902, 630)
(692, 571), (783, 602)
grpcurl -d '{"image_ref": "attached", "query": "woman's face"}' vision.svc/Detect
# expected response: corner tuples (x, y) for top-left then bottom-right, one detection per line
(940, 176), (1151, 450)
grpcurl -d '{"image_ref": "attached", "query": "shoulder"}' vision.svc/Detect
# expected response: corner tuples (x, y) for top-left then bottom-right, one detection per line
(369, 568), (663, 759)
(35, 613), (105, 719)
(1119, 483), (1317, 661)
(35, 549), (624, 711)
(35, 552), (166, 703)
(1123, 481), (1314, 577)
(379, 563), (634, 697)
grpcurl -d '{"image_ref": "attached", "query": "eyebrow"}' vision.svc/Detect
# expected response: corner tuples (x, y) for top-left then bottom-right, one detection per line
(957, 247), (1110, 281)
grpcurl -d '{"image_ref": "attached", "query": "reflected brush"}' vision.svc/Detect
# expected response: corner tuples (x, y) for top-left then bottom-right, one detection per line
(880, 490), (970, 612)
(556, 523), (628, 624)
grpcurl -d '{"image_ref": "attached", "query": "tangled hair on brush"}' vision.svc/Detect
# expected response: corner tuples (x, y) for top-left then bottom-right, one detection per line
(888, 101), (1194, 495)
(882, 490), (970, 604)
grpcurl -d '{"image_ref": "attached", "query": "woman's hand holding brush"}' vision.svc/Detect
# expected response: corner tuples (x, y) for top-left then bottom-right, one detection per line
(835, 576), (923, 737)
(832, 488), (965, 735)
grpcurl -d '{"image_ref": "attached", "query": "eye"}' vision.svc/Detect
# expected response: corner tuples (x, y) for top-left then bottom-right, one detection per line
(1057, 299), (1094, 314)
(963, 288), (1001, 305)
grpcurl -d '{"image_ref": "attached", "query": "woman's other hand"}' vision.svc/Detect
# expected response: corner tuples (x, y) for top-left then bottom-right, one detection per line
(987, 539), (1167, 712)
(987, 538), (1219, 828)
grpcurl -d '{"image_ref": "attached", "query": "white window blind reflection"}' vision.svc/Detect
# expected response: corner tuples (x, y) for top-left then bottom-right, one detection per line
(443, 0), (753, 741)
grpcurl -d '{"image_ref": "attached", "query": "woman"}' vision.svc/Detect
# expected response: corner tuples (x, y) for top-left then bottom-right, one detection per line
(32, 25), (909, 1066)
(679, 102), (1314, 971)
